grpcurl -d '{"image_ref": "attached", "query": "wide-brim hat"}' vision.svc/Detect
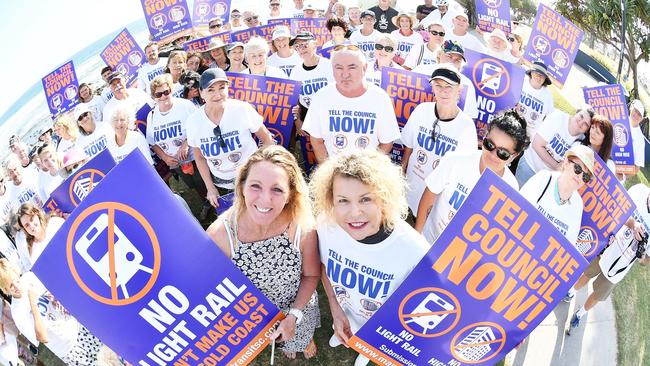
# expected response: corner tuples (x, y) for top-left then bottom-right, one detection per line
(525, 61), (552, 86)
(392, 12), (416, 28)
(205, 38), (227, 52)
(63, 148), (88, 168)
(484, 28), (511, 50)
(289, 31), (315, 46)
(565, 145), (595, 177)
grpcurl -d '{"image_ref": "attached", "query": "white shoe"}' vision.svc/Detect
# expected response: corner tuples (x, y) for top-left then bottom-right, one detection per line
(354, 354), (370, 366)
(329, 334), (342, 347)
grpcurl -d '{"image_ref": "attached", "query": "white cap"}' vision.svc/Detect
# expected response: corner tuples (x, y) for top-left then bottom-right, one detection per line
(631, 99), (645, 116)
(272, 26), (291, 40)
(73, 103), (91, 122)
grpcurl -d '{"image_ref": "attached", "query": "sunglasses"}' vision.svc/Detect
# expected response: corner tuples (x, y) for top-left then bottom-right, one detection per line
(333, 44), (361, 52)
(374, 43), (394, 52)
(213, 125), (227, 148)
(430, 30), (445, 37)
(154, 89), (171, 98)
(270, 3), (280, 6)
(232, 13), (241, 18)
(209, 23), (223, 29)
(244, 15), (259, 22)
(482, 138), (513, 161)
(77, 111), (91, 122)
(507, 37), (516, 42)
(569, 159), (592, 183)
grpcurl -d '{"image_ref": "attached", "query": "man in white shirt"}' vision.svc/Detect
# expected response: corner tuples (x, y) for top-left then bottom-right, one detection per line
(350, 10), (382, 63)
(302, 46), (400, 163)
(445, 10), (486, 53)
(267, 0), (285, 20)
(291, 0), (305, 18)
(630, 99), (646, 173)
(4, 157), (43, 213)
(207, 17), (225, 34)
(103, 72), (152, 123)
(242, 10), (261, 28)
(136, 42), (167, 94)
(483, 28), (519, 63)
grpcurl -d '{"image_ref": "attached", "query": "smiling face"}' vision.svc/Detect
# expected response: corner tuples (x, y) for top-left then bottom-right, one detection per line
(110, 77), (127, 99)
(488, 35), (508, 52)
(153, 85), (173, 109)
(228, 46), (245, 63)
(200, 81), (229, 106)
(563, 158), (590, 191)
(399, 17), (411, 30)
(293, 40), (316, 59)
(145, 44), (159, 64)
(79, 84), (92, 102)
(331, 26), (346, 42)
(245, 48), (268, 74)
(19, 213), (42, 239)
(39, 150), (59, 173)
(187, 55), (202, 71)
(481, 127), (517, 173)
(570, 109), (592, 134)
(243, 161), (290, 226)
(332, 175), (383, 241)
(168, 55), (186, 77)
(111, 110), (131, 137)
(589, 123), (605, 146)
(0, 270), (23, 299)
(529, 71), (546, 89)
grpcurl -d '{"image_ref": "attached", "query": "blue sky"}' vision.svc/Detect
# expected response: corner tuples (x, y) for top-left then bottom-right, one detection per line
(0, 0), (143, 118)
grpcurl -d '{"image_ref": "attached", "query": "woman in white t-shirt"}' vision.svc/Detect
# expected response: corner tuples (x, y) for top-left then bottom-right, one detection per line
(268, 26), (302, 78)
(186, 68), (274, 207)
(310, 149), (429, 366)
(364, 33), (402, 87)
(76, 83), (105, 122)
(224, 42), (246, 73)
(36, 143), (65, 201)
(520, 145), (595, 248)
(403, 21), (445, 71)
(106, 105), (154, 165)
(15, 203), (64, 266)
(53, 115), (80, 155)
(415, 110), (529, 244)
(241, 37), (285, 78)
(75, 104), (109, 159)
(390, 13), (423, 66)
(515, 61), (555, 138)
(0, 260), (103, 365)
(164, 50), (188, 98)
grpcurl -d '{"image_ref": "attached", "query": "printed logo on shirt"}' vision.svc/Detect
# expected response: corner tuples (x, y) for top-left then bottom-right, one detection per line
(279, 65), (295, 77)
(546, 134), (571, 162)
(300, 77), (329, 97)
(356, 136), (370, 148)
(329, 110), (376, 134)
(326, 248), (395, 301)
(448, 183), (470, 211)
(416, 128), (459, 156)
(84, 136), (108, 158)
(334, 135), (348, 149)
(397, 42), (415, 55)
(199, 130), (242, 157)
(519, 92), (545, 113)
(152, 121), (183, 143)
(18, 188), (40, 206)
(147, 67), (166, 82)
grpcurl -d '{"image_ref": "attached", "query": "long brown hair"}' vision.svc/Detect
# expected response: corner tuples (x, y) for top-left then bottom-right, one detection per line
(583, 114), (613, 161)
(16, 203), (49, 251)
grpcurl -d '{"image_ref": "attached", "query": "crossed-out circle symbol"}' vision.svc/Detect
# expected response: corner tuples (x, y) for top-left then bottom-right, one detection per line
(450, 322), (506, 364)
(578, 226), (599, 258)
(398, 287), (461, 338)
(68, 169), (106, 206)
(471, 58), (511, 98)
(66, 202), (161, 306)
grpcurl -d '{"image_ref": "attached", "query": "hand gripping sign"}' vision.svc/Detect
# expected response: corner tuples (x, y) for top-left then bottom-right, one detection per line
(349, 170), (589, 366)
(33, 150), (283, 365)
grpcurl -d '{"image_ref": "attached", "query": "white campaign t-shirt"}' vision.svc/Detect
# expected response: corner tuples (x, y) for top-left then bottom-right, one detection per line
(401, 103), (478, 214)
(420, 10), (455, 32)
(422, 150), (518, 244)
(391, 30), (424, 60)
(350, 29), (381, 63)
(403, 43), (439, 70)
(632, 126), (645, 167)
(599, 184), (650, 283)
(319, 219), (429, 332)
(487, 49), (520, 63)
(364, 62), (403, 87)
(522, 110), (583, 173)
(186, 100), (264, 188)
(136, 58), (168, 94)
(520, 170), (583, 246)
(290, 58), (334, 109)
(11, 272), (79, 359)
(106, 130), (154, 165)
(302, 83), (401, 156)
(77, 123), (111, 159)
(146, 98), (197, 166)
(56, 138), (77, 155)
(38, 172), (64, 202)
(8, 170), (43, 212)
(79, 95), (106, 122)
(103, 88), (152, 123)
(517, 75), (555, 138)
(100, 87), (114, 104)
(446, 32), (486, 54)
(268, 52), (303, 78)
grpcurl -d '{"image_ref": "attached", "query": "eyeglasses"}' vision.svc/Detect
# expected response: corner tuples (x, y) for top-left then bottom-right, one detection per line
(244, 15), (259, 22)
(374, 43), (394, 52)
(209, 23), (223, 29)
(507, 37), (516, 42)
(213, 125), (227, 148)
(270, 3), (280, 6)
(482, 138), (513, 161)
(333, 44), (361, 52)
(293, 42), (309, 50)
(569, 159), (592, 183)
(430, 30), (445, 37)
(154, 89), (172, 98)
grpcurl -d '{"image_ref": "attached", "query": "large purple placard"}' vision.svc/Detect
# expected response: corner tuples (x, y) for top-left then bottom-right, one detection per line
(476, 0), (511, 33)
(42, 61), (79, 118)
(100, 29), (144, 87)
(192, 0), (231, 28)
(141, 0), (193, 44)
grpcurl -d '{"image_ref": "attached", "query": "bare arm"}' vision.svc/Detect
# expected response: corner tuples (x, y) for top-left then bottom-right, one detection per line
(28, 289), (48, 343)
(193, 147), (220, 207)
(254, 125), (275, 146)
(206, 217), (232, 258)
(531, 134), (560, 170)
(321, 265), (352, 346)
(311, 137), (329, 164)
(151, 145), (179, 167)
(414, 187), (439, 232)
(378, 142), (394, 155)
(401, 147), (413, 174)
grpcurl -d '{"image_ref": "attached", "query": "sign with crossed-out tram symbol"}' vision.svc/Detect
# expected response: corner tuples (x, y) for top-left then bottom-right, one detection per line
(398, 287), (461, 338)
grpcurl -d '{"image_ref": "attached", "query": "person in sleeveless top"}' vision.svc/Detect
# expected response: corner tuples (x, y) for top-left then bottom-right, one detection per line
(207, 145), (320, 360)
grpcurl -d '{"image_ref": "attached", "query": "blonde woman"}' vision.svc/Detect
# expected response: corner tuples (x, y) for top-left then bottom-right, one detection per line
(53, 115), (80, 154)
(165, 50), (188, 97)
(207, 145), (320, 360)
(241, 37), (286, 78)
(310, 149), (429, 366)
(364, 33), (402, 86)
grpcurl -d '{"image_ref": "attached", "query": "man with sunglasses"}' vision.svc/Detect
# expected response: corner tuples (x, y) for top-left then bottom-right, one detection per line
(350, 10), (381, 63)
(415, 111), (527, 243)
(186, 69), (274, 208)
(207, 17), (224, 34)
(136, 42), (167, 95)
(445, 10), (486, 54)
(516, 107), (594, 186)
(401, 65), (477, 216)
(520, 145), (595, 251)
(228, 9), (246, 31)
(267, 0), (285, 21)
(302, 45), (400, 163)
(242, 10), (261, 28)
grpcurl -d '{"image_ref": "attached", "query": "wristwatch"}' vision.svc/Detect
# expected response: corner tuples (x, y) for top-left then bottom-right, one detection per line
(287, 308), (304, 324)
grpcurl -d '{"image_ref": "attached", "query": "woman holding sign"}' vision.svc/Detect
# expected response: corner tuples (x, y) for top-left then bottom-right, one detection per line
(15, 203), (64, 267)
(415, 111), (528, 244)
(207, 145), (321, 360)
(310, 149), (429, 366)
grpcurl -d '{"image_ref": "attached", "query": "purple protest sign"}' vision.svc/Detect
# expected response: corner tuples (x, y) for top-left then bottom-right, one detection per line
(462, 48), (525, 139)
(183, 31), (231, 52)
(523, 3), (584, 88)
(230, 24), (278, 43)
(226, 73), (301, 149)
(318, 45), (335, 59)
(577, 153), (636, 261)
(192, 0), (231, 28)
(141, 0), (193, 44)
(290, 18), (331, 47)
(33, 151), (283, 365)
(583, 84), (636, 174)
(43, 149), (116, 216)
(215, 192), (235, 216)
(41, 61), (79, 118)
(380, 67), (467, 164)
(349, 170), (588, 366)
(476, 0), (511, 33)
(100, 29), (144, 87)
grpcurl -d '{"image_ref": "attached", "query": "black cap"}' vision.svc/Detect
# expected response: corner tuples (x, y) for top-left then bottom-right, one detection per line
(200, 68), (229, 90)
(430, 64), (461, 85)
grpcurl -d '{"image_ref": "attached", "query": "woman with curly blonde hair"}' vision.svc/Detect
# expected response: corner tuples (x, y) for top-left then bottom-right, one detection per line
(310, 149), (429, 366)
(53, 115), (80, 154)
(207, 145), (320, 360)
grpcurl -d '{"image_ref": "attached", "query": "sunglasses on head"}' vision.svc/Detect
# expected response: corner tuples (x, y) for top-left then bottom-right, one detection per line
(154, 89), (171, 98)
(507, 36), (516, 42)
(209, 23), (223, 29)
(430, 30), (445, 37)
(244, 15), (259, 22)
(482, 138), (513, 161)
(213, 125), (227, 148)
(374, 43), (394, 52)
(569, 159), (592, 183)
(333, 44), (361, 52)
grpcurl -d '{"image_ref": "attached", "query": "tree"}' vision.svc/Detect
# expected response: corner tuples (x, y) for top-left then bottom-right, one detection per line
(555, 0), (650, 99)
